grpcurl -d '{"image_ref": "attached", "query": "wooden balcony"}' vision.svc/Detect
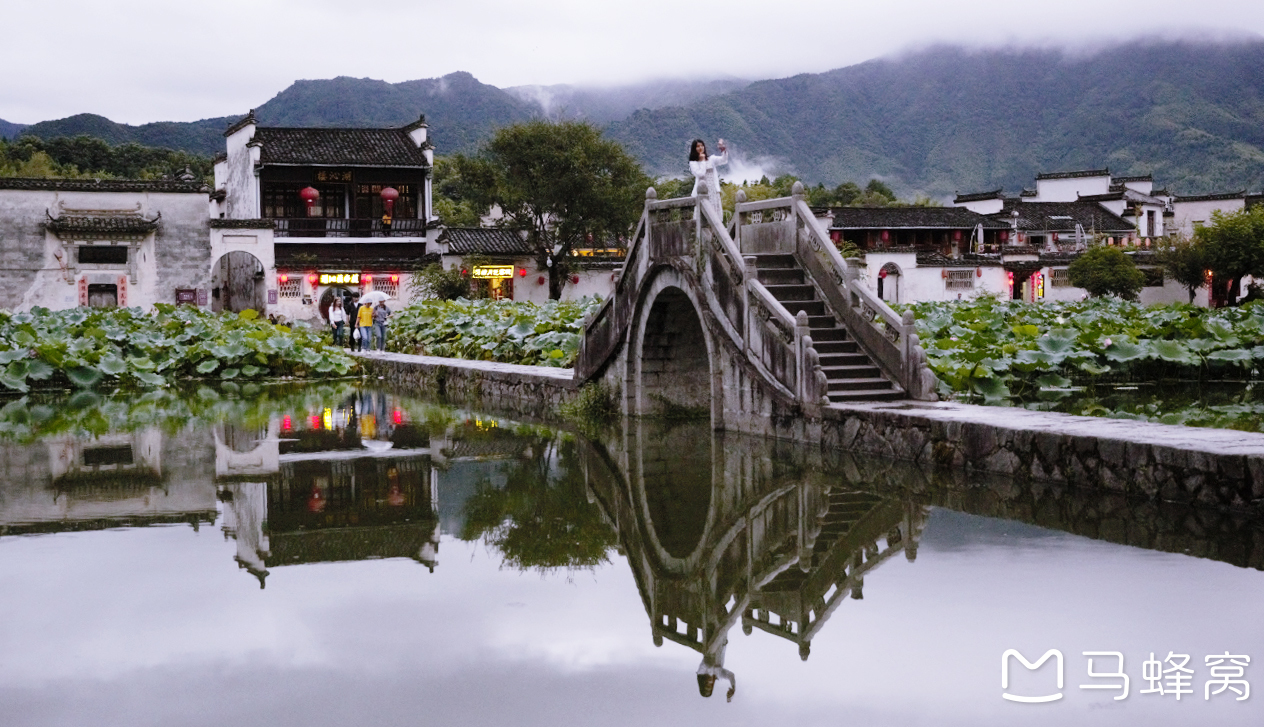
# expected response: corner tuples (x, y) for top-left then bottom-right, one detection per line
(273, 217), (428, 238)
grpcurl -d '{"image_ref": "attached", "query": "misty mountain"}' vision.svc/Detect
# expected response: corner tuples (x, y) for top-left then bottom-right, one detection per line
(505, 77), (749, 124)
(606, 39), (1264, 197)
(0, 119), (26, 140)
(19, 72), (538, 157)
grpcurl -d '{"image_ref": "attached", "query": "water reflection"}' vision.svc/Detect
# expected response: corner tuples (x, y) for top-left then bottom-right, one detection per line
(0, 385), (1261, 723)
(580, 419), (927, 699)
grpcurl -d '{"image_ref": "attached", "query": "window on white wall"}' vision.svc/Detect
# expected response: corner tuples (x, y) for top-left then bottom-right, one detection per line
(1050, 269), (1071, 287)
(279, 278), (301, 298)
(945, 270), (974, 290)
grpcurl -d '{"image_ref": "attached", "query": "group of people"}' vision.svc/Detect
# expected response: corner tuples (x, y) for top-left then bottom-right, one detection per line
(328, 293), (390, 351)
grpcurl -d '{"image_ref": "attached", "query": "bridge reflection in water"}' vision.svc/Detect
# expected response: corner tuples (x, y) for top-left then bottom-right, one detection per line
(580, 419), (927, 700)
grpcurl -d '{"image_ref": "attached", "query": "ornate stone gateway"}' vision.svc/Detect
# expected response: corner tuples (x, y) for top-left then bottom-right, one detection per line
(575, 184), (939, 435)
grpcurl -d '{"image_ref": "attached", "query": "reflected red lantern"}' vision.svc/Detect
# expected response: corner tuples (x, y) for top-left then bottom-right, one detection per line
(537, 276), (546, 285)
(999, 231), (1009, 242)
(300, 186), (320, 216)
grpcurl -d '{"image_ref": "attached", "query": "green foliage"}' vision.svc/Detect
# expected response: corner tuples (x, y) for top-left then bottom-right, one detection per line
(1194, 206), (1264, 306)
(432, 155), (492, 226)
(459, 433), (617, 572)
(0, 381), (359, 444)
(906, 297), (1264, 406)
(409, 263), (472, 301)
(0, 135), (213, 182)
(1157, 234), (1209, 303)
(1067, 245), (1146, 300)
(387, 297), (602, 367)
(456, 120), (652, 298)
(560, 382), (618, 431)
(0, 305), (356, 394)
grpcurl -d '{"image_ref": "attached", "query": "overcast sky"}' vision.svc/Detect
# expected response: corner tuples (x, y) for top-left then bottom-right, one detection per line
(2, 0), (1263, 125)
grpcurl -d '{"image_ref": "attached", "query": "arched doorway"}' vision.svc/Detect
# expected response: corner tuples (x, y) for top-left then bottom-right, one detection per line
(212, 251), (266, 314)
(318, 286), (356, 323)
(636, 285), (711, 418)
(878, 262), (901, 304)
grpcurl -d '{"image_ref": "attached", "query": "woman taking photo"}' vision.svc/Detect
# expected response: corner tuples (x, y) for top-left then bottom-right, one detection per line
(689, 138), (728, 220)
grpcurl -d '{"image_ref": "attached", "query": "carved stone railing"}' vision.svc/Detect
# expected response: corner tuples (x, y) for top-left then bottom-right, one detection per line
(732, 184), (938, 400)
(575, 181), (931, 407)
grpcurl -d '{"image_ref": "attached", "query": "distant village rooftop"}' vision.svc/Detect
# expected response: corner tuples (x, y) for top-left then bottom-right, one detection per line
(1034, 168), (1111, 180)
(830, 207), (1008, 230)
(439, 227), (533, 256)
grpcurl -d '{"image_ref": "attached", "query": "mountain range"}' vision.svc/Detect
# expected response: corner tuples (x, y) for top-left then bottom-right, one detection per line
(4, 38), (1263, 198)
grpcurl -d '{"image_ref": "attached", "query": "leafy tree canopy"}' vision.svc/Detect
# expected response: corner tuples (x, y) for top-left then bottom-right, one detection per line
(0, 135), (213, 182)
(1156, 234), (1209, 303)
(454, 120), (651, 299)
(1194, 206), (1264, 306)
(1067, 245), (1146, 300)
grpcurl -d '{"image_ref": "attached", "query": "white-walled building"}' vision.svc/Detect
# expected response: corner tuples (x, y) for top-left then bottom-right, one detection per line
(0, 177), (211, 312)
(436, 227), (617, 303)
(211, 111), (441, 323)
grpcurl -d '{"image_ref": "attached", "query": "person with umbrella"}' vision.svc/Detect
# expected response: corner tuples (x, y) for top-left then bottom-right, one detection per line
(359, 290), (394, 351)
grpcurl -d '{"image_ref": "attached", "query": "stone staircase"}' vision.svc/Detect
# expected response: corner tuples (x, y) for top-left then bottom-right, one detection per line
(759, 489), (888, 591)
(751, 254), (903, 403)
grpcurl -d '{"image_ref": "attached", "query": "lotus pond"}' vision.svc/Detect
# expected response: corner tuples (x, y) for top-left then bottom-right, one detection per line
(906, 297), (1264, 431)
(0, 383), (1260, 726)
(0, 306), (355, 394)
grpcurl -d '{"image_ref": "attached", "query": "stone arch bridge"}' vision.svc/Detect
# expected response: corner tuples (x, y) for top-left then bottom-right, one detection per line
(576, 183), (939, 437)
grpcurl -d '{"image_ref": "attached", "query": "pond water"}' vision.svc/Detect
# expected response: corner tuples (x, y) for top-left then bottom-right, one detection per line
(1, 384), (1261, 726)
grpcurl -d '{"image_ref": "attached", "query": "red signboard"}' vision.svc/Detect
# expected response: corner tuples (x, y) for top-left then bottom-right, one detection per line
(77, 277), (88, 307)
(117, 276), (128, 307)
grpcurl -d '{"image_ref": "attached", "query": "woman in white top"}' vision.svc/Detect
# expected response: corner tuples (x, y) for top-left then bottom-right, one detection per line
(688, 138), (728, 221)
(328, 298), (348, 347)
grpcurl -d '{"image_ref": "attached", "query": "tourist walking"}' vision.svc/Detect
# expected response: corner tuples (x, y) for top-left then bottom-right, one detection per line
(372, 301), (391, 351)
(689, 138), (728, 221)
(329, 297), (348, 346)
(356, 301), (374, 352)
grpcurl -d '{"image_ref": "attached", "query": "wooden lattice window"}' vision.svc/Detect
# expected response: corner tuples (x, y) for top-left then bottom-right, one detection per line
(373, 278), (400, 298)
(279, 278), (302, 298)
(945, 270), (974, 290)
(1050, 268), (1071, 287)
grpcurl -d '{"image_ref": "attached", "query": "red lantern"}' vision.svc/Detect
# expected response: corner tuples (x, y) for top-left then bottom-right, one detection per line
(976, 267), (982, 277)
(537, 276), (546, 285)
(390, 274), (399, 283)
(307, 273), (317, 285)
(941, 269), (948, 279)
(279, 273), (289, 283)
(362, 273), (372, 284)
(878, 269), (888, 279)
(1000, 231), (1009, 242)
(953, 230), (962, 241)
(380, 187), (399, 219)
(1052, 232), (1059, 242)
(519, 269), (527, 277)
(880, 230), (890, 243)
(299, 187), (320, 216)
(571, 274), (580, 284)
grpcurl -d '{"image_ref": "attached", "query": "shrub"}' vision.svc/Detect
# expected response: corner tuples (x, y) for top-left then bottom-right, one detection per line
(1067, 245), (1145, 300)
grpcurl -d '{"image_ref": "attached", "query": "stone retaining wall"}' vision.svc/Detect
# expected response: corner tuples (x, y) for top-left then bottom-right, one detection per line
(357, 352), (578, 419)
(824, 401), (1264, 513)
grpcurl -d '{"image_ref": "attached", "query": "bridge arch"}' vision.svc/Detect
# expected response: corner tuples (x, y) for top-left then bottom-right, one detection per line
(629, 265), (717, 420)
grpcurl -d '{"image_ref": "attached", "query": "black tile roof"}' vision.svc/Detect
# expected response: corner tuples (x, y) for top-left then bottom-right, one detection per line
(830, 207), (1008, 230)
(0, 177), (207, 193)
(1113, 174), (1153, 183)
(254, 127), (430, 167)
(1247, 194), (1264, 210)
(439, 227), (534, 255)
(1173, 191), (1247, 202)
(274, 242), (428, 268)
(45, 213), (161, 235)
(993, 199), (1134, 234)
(953, 189), (1004, 203)
(915, 251), (1004, 267)
(1035, 168), (1110, 180)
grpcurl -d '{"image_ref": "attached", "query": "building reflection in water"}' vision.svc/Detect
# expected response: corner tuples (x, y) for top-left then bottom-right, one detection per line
(581, 419), (927, 701)
(217, 389), (443, 587)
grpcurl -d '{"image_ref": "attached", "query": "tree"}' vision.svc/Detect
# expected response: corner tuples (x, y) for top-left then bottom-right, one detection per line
(458, 121), (651, 299)
(1156, 234), (1208, 303)
(1194, 206), (1264, 307)
(431, 155), (492, 227)
(1067, 245), (1146, 300)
